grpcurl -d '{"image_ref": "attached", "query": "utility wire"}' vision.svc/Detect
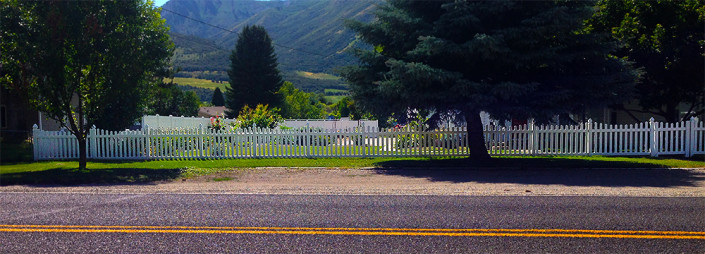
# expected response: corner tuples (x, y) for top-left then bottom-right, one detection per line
(161, 7), (335, 59)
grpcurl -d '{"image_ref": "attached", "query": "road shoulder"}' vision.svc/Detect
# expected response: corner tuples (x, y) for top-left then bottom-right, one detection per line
(1, 167), (704, 196)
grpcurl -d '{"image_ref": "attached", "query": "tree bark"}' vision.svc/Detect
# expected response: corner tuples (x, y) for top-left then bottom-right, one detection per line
(78, 136), (87, 170)
(465, 110), (490, 161)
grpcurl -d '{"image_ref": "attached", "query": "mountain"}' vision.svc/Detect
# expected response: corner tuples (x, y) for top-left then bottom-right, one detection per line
(161, 0), (378, 92)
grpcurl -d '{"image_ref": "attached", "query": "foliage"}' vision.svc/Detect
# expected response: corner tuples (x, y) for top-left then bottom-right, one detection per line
(278, 81), (327, 119)
(340, 0), (637, 159)
(586, 0), (705, 122)
(0, 0), (173, 169)
(148, 82), (200, 117)
(212, 87), (225, 106)
(177, 85), (214, 104)
(209, 114), (228, 131)
(225, 25), (283, 118)
(234, 104), (283, 129)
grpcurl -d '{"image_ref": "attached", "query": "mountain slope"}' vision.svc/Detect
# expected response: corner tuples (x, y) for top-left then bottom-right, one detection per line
(161, 0), (378, 91)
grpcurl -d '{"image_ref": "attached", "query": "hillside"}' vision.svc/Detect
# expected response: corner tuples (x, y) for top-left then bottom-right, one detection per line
(161, 0), (378, 91)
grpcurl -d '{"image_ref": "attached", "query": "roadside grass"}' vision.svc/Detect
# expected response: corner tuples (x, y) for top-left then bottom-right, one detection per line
(1, 156), (703, 186)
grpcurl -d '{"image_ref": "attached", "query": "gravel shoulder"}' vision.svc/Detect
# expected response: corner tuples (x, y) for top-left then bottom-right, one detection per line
(1, 167), (704, 197)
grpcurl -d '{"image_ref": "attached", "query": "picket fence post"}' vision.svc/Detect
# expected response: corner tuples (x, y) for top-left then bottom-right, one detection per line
(199, 123), (204, 159)
(528, 120), (536, 155)
(32, 124), (40, 161)
(585, 119), (592, 156)
(686, 117), (697, 158)
(649, 118), (658, 157)
(143, 124), (150, 159)
(89, 125), (97, 159)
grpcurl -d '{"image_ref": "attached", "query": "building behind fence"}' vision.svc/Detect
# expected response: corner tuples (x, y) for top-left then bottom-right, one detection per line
(141, 115), (378, 130)
(33, 118), (705, 160)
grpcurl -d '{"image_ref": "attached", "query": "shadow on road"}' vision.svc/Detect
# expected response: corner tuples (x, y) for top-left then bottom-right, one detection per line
(374, 158), (705, 187)
(0, 167), (182, 186)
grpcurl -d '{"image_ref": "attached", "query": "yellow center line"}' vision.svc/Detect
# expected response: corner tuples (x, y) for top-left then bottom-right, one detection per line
(1, 225), (704, 239)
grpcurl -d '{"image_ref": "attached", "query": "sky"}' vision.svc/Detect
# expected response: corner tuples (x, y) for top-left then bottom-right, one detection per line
(153, 0), (168, 7)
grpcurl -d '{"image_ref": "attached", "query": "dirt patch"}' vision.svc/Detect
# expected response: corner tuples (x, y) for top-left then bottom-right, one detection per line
(2, 167), (704, 197)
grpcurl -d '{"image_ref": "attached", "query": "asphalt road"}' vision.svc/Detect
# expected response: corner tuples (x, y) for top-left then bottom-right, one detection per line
(1, 193), (704, 253)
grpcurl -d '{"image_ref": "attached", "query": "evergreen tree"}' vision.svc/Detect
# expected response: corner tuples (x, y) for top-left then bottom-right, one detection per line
(340, 0), (636, 160)
(212, 87), (225, 106)
(225, 25), (283, 117)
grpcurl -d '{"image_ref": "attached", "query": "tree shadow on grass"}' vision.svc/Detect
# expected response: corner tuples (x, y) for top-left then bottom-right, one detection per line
(373, 158), (705, 187)
(0, 167), (183, 186)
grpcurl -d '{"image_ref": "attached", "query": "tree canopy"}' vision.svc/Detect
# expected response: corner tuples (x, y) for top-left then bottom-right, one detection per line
(1, 0), (173, 169)
(586, 0), (705, 122)
(278, 81), (327, 119)
(225, 25), (283, 118)
(340, 0), (637, 159)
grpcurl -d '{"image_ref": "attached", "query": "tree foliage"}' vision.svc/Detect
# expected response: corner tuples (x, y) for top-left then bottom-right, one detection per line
(278, 81), (327, 119)
(234, 104), (283, 129)
(212, 87), (225, 106)
(0, 0), (173, 169)
(586, 0), (705, 122)
(340, 0), (636, 159)
(148, 81), (200, 117)
(225, 25), (283, 118)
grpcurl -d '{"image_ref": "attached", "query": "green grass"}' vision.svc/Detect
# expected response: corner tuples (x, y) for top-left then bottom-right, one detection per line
(324, 95), (346, 104)
(324, 88), (348, 94)
(1, 156), (703, 186)
(295, 71), (340, 80)
(170, 77), (229, 91)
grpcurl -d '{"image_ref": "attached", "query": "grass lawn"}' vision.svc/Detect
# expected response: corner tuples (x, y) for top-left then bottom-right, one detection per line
(1, 156), (703, 186)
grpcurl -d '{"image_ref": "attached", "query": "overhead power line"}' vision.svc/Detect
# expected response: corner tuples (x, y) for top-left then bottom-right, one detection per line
(161, 7), (335, 58)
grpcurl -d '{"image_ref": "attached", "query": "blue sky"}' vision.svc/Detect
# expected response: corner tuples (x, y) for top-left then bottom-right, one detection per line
(153, 0), (168, 7)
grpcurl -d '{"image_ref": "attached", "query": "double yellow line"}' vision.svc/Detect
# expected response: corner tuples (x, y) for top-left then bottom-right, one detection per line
(1, 224), (704, 239)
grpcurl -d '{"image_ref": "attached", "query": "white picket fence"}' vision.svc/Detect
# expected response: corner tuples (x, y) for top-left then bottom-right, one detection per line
(32, 118), (705, 160)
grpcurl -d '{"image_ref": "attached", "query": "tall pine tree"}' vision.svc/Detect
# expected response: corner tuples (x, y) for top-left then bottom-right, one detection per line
(340, 0), (637, 160)
(212, 87), (225, 106)
(225, 25), (283, 118)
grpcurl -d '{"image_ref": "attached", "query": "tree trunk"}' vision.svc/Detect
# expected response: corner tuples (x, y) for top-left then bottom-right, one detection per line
(465, 111), (490, 161)
(78, 136), (87, 170)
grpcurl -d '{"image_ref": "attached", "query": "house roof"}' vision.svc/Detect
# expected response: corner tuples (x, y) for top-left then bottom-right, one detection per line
(198, 106), (227, 118)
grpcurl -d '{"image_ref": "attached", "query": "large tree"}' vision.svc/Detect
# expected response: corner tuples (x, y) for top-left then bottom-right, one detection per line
(340, 0), (636, 160)
(212, 87), (225, 106)
(225, 25), (283, 118)
(1, 0), (173, 169)
(586, 0), (705, 122)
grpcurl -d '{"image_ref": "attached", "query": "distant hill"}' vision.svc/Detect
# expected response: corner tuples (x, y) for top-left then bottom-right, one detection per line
(161, 0), (378, 92)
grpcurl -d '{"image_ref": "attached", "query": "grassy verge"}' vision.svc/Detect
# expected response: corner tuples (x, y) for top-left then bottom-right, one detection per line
(1, 156), (703, 186)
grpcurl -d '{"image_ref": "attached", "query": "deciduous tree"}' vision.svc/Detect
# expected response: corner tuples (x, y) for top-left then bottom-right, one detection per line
(1, 0), (173, 169)
(586, 0), (704, 122)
